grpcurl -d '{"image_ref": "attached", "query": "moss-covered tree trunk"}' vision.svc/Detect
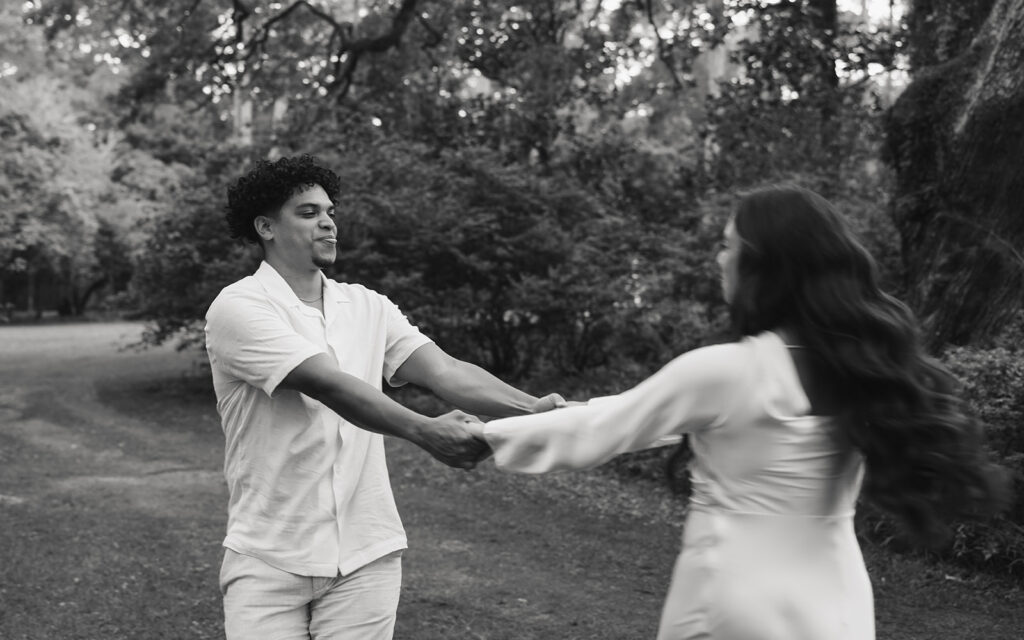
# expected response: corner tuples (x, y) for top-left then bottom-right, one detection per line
(885, 0), (1024, 348)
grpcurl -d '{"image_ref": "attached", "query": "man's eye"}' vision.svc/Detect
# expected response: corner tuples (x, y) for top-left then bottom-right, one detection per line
(327, 211), (336, 219)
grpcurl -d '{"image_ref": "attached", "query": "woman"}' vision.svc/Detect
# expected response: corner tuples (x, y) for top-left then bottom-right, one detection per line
(481, 185), (1008, 640)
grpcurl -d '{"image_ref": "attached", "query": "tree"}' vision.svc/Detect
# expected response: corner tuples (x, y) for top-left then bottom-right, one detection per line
(0, 2), (209, 317)
(24, 0), (901, 368)
(885, 0), (1024, 347)
(129, 146), (255, 348)
(0, 111), (65, 315)
(0, 71), (127, 316)
(700, 0), (901, 190)
(321, 134), (720, 378)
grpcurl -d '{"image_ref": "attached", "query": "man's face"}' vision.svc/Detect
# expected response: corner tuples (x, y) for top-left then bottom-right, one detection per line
(262, 184), (338, 269)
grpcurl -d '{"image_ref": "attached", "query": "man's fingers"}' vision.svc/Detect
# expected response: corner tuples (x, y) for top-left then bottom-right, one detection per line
(531, 392), (569, 413)
(422, 411), (489, 469)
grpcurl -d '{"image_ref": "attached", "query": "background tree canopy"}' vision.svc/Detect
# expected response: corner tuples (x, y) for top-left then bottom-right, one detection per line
(3, 0), (1023, 573)
(10, 0), (908, 355)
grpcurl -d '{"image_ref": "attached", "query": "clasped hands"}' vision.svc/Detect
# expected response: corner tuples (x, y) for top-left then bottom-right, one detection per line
(419, 393), (572, 470)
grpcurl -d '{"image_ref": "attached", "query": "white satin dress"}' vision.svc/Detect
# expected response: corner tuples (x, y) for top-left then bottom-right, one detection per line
(483, 331), (874, 640)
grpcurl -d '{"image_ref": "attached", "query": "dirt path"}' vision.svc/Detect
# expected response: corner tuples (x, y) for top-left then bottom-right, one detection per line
(0, 323), (1021, 639)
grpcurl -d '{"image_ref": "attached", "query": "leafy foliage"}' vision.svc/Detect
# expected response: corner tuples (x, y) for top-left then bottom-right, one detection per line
(0, 3), (187, 315)
(0, 87), (104, 314)
(851, 345), (1024, 575)
(319, 134), (724, 378)
(128, 123), (726, 374)
(127, 143), (256, 347)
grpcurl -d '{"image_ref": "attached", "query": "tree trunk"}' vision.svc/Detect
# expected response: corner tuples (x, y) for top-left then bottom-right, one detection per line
(26, 266), (37, 316)
(75, 276), (108, 315)
(905, 0), (997, 69)
(808, 0), (840, 183)
(885, 0), (1024, 348)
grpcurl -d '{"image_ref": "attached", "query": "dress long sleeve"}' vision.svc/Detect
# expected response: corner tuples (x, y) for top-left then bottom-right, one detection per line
(483, 342), (745, 473)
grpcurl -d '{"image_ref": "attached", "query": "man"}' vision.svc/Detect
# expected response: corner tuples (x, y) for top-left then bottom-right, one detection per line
(204, 155), (563, 639)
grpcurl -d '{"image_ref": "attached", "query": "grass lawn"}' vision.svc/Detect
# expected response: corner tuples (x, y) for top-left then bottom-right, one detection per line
(0, 324), (1021, 639)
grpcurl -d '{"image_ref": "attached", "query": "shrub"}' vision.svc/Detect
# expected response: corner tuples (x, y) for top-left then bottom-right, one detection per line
(853, 345), (1024, 575)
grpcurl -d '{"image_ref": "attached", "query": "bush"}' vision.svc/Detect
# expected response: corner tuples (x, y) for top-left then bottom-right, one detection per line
(130, 146), (257, 349)
(296, 127), (728, 380)
(134, 123), (729, 379)
(852, 346), (1024, 575)
(943, 346), (1024, 556)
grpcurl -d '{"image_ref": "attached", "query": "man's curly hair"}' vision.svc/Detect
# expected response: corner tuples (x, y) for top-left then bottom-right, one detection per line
(225, 155), (343, 244)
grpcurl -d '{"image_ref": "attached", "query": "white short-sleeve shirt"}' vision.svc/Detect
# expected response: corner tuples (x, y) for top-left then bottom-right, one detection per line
(205, 261), (432, 576)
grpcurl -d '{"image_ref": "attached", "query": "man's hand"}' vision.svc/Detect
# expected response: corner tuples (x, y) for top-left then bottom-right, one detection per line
(416, 410), (489, 470)
(529, 393), (568, 414)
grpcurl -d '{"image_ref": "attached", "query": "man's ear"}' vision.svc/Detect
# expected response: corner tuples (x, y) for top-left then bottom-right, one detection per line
(254, 215), (274, 243)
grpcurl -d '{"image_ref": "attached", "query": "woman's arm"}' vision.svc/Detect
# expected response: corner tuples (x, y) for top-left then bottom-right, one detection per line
(483, 343), (744, 474)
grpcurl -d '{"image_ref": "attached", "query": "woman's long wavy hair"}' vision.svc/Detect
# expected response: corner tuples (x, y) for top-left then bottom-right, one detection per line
(672, 185), (1009, 544)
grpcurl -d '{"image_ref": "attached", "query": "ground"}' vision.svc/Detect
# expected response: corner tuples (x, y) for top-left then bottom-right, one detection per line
(0, 322), (1021, 639)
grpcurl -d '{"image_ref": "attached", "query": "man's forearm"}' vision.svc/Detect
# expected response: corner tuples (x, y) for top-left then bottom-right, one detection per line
(428, 361), (538, 418)
(298, 368), (429, 446)
(279, 352), (487, 469)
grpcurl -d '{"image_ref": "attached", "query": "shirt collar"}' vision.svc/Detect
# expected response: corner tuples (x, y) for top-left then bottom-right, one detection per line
(253, 261), (349, 307)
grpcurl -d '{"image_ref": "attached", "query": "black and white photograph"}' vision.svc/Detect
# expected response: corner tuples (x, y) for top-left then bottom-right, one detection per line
(1, 0), (1022, 638)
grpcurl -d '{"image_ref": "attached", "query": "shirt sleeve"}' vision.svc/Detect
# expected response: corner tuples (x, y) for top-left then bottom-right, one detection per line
(205, 291), (325, 397)
(379, 294), (433, 387)
(583, 396), (684, 451)
(482, 342), (745, 474)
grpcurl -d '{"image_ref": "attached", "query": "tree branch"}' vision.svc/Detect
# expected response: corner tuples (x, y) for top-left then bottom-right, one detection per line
(176, 0), (206, 29)
(344, 0), (419, 54)
(231, 0), (251, 44)
(417, 13), (445, 48)
(241, 0), (340, 64)
(328, 0), (423, 102)
(197, 0), (423, 104)
(643, 0), (685, 92)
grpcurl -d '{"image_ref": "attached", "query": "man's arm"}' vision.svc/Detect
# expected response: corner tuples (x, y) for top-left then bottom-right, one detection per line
(280, 353), (486, 469)
(393, 343), (565, 418)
